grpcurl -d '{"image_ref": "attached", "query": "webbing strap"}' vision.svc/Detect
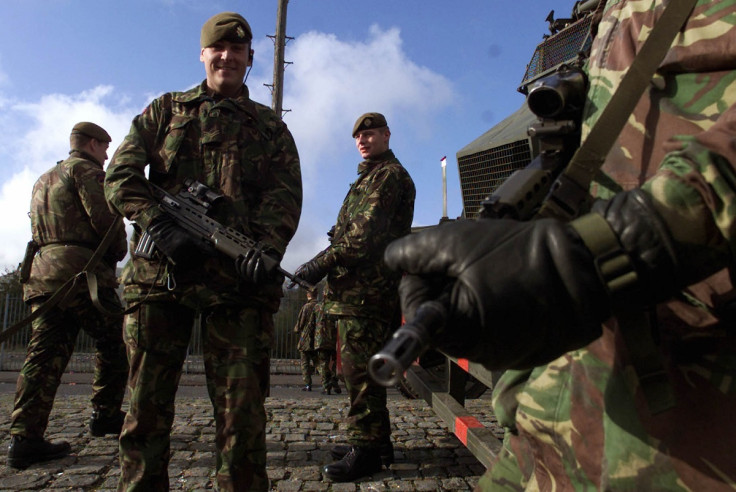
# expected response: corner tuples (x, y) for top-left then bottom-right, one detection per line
(571, 213), (675, 413)
(539, 0), (699, 221)
(0, 218), (126, 344)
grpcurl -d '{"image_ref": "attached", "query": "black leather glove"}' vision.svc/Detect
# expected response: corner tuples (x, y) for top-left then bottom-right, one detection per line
(235, 245), (280, 285)
(146, 215), (200, 266)
(384, 190), (685, 370)
(294, 253), (335, 286)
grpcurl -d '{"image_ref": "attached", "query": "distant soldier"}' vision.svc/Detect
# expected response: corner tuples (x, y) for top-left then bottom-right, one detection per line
(295, 112), (415, 482)
(105, 11), (302, 491)
(8, 122), (128, 470)
(294, 288), (319, 391)
(314, 291), (341, 395)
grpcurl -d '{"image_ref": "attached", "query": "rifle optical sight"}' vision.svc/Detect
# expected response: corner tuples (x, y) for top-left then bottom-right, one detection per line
(527, 66), (587, 119)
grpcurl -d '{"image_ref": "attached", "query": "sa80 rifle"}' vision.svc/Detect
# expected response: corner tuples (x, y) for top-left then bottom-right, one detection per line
(135, 179), (313, 290)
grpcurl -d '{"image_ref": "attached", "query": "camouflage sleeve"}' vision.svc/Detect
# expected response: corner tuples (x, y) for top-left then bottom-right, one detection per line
(72, 162), (127, 261)
(247, 120), (303, 255)
(104, 97), (167, 231)
(294, 300), (316, 333)
(642, 103), (736, 266)
(328, 166), (407, 267)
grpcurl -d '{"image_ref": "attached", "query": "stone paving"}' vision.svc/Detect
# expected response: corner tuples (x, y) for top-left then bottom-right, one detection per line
(0, 382), (502, 491)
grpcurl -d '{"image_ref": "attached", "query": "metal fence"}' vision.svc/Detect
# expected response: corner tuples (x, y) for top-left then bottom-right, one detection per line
(0, 289), (306, 375)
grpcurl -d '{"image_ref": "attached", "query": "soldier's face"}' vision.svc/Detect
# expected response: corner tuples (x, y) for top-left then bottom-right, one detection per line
(201, 40), (251, 97)
(355, 128), (390, 159)
(90, 140), (110, 166)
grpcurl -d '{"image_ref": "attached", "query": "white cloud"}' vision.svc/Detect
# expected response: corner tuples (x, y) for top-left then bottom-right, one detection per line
(0, 26), (456, 274)
(0, 86), (139, 271)
(250, 25), (456, 270)
(282, 25), (455, 178)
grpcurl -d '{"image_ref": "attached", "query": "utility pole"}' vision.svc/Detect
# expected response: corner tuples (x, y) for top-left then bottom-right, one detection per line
(268, 0), (292, 118)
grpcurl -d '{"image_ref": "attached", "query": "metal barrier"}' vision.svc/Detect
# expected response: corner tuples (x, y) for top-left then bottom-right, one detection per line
(405, 356), (503, 469)
(0, 290), (306, 375)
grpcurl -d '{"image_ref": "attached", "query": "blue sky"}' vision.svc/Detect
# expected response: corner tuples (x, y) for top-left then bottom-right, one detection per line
(0, 0), (575, 273)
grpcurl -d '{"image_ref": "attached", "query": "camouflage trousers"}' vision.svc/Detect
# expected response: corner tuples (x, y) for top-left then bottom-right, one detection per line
(118, 301), (272, 492)
(336, 316), (391, 447)
(317, 349), (339, 391)
(11, 288), (128, 438)
(299, 350), (317, 386)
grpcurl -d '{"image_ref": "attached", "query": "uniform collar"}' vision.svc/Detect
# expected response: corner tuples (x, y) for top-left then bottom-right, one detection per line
(173, 80), (255, 114)
(357, 149), (395, 174)
(68, 149), (103, 168)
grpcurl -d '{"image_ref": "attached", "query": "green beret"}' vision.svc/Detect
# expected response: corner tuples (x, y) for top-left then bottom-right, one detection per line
(201, 12), (253, 47)
(71, 122), (111, 143)
(352, 112), (388, 137)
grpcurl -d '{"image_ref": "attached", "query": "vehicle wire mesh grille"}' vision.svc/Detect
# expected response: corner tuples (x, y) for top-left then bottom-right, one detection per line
(519, 16), (593, 90)
(458, 139), (532, 219)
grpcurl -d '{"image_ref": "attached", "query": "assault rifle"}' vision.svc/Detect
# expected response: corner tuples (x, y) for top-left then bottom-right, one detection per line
(368, 65), (588, 386)
(135, 179), (313, 290)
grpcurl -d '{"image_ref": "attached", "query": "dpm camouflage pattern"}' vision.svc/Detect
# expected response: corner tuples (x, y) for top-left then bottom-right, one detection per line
(319, 149), (414, 445)
(24, 152), (127, 301)
(105, 80), (302, 312)
(336, 316), (391, 447)
(320, 149), (416, 323)
(118, 302), (272, 491)
(485, 1), (736, 490)
(106, 80), (300, 492)
(11, 289), (128, 438)
(295, 298), (318, 353)
(314, 304), (340, 390)
(294, 298), (318, 386)
(12, 151), (128, 439)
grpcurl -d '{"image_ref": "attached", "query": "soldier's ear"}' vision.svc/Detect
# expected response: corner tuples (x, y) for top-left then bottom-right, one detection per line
(247, 49), (254, 67)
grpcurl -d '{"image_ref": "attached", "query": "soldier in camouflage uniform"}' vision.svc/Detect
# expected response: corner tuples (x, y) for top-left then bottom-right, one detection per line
(314, 288), (341, 395)
(294, 288), (319, 391)
(295, 112), (415, 482)
(385, 0), (736, 490)
(8, 122), (128, 469)
(104, 12), (302, 492)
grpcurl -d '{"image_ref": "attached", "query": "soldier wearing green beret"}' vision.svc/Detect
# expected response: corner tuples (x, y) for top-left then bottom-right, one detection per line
(295, 112), (415, 482)
(105, 11), (302, 492)
(7, 122), (128, 469)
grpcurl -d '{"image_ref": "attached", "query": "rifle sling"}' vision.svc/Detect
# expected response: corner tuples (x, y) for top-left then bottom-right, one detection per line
(539, 0), (698, 221)
(540, 0), (697, 415)
(0, 217), (134, 345)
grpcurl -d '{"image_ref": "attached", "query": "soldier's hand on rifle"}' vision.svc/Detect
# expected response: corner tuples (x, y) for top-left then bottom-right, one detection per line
(294, 254), (334, 287)
(235, 246), (278, 285)
(146, 215), (200, 266)
(384, 190), (693, 370)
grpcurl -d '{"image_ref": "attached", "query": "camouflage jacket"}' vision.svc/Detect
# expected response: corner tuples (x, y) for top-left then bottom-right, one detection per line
(23, 151), (127, 302)
(321, 150), (415, 322)
(294, 298), (318, 352)
(105, 81), (302, 311)
(313, 303), (336, 351)
(488, 1), (736, 490)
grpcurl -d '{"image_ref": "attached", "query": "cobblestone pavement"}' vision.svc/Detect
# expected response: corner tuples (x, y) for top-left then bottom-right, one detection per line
(0, 380), (501, 491)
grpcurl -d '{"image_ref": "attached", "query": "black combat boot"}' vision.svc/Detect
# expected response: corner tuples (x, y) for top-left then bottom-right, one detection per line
(7, 435), (71, 469)
(89, 410), (126, 437)
(331, 440), (394, 466)
(322, 446), (382, 482)
(301, 384), (312, 392)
